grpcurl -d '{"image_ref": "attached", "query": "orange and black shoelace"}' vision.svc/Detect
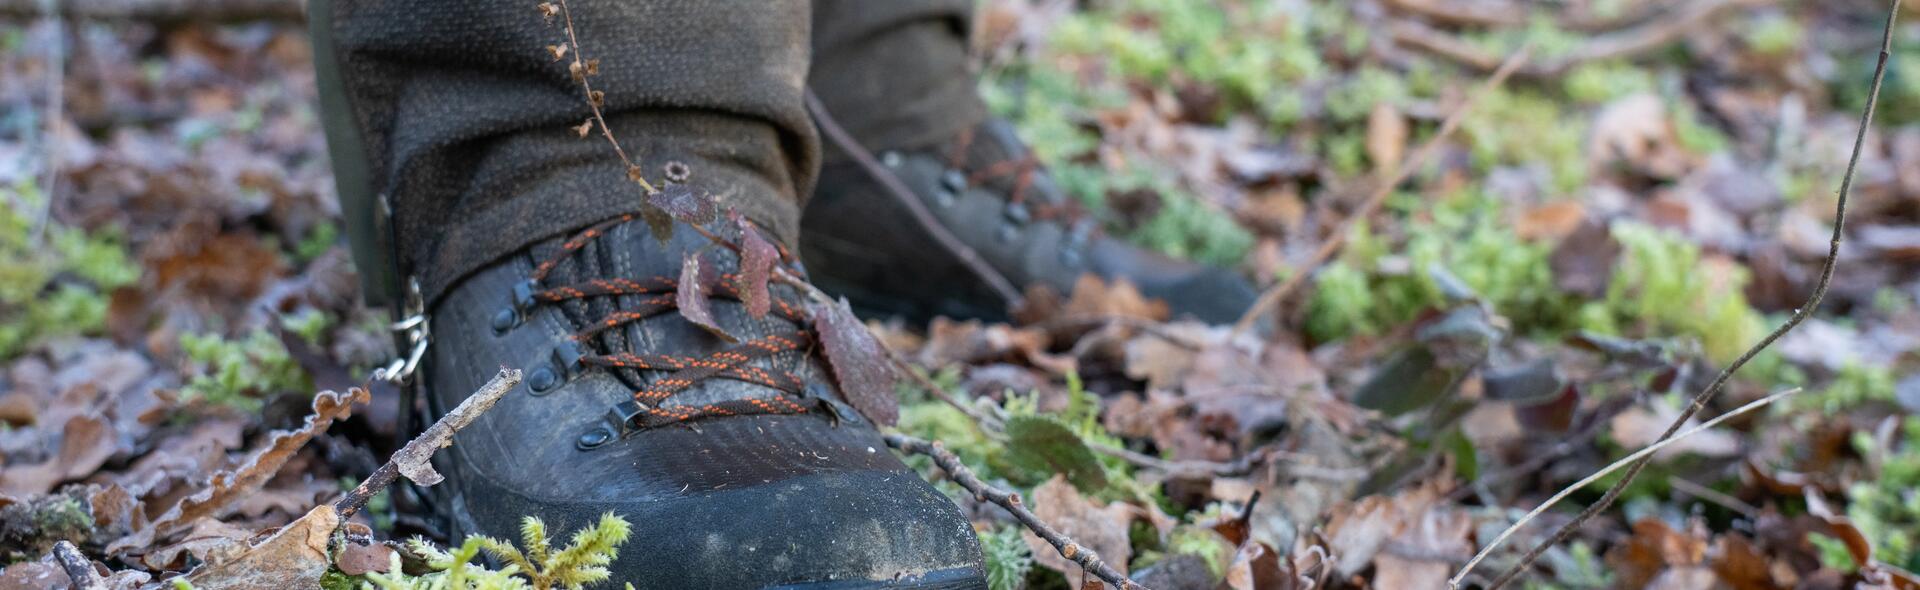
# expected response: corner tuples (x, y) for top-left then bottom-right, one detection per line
(521, 214), (826, 431)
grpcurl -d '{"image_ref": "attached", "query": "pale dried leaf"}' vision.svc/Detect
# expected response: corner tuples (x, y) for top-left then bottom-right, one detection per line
(108, 388), (368, 556)
(1366, 104), (1408, 175)
(1022, 476), (1134, 588)
(182, 505), (338, 589)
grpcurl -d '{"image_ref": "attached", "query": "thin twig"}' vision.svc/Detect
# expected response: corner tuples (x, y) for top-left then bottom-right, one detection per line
(29, 0), (64, 245)
(1476, 4), (1899, 586)
(51, 541), (103, 590)
(1667, 476), (1760, 519)
(805, 90), (1025, 305)
(1451, 387), (1802, 587)
(1471, 2), (1899, 585)
(552, 0), (657, 195)
(1390, 0), (1763, 79)
(885, 433), (1149, 590)
(1232, 47), (1530, 337)
(336, 369), (521, 519)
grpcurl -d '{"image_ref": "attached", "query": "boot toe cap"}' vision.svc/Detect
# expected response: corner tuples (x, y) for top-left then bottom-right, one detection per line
(454, 467), (986, 589)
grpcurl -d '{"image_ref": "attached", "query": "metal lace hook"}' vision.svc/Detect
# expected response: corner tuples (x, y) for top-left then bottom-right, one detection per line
(373, 278), (430, 385)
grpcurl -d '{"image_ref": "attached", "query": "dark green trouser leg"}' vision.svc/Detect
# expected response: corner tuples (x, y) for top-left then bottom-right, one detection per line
(316, 0), (987, 306)
(311, 0), (816, 306)
(310, 0), (395, 305)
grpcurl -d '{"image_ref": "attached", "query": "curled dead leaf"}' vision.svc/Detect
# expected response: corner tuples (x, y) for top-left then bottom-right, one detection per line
(108, 388), (368, 558)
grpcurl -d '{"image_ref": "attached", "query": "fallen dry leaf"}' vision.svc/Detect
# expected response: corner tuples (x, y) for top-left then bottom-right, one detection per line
(1367, 104), (1409, 176)
(1023, 476), (1136, 588)
(812, 298), (901, 426)
(108, 388), (368, 557)
(1610, 403), (1741, 460)
(0, 414), (115, 496)
(181, 504), (338, 589)
(1605, 519), (1710, 590)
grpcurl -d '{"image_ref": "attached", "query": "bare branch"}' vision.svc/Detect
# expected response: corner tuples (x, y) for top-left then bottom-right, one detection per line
(884, 433), (1149, 590)
(52, 541), (103, 590)
(552, 0), (657, 194)
(1475, 2), (1901, 586)
(1389, 0), (1764, 79)
(1232, 47), (1530, 336)
(1450, 387), (1802, 587)
(335, 368), (521, 519)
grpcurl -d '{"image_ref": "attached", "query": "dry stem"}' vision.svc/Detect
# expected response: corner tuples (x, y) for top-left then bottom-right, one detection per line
(1232, 47), (1530, 336)
(1389, 0), (1762, 78)
(52, 541), (103, 590)
(1474, 2), (1900, 586)
(1449, 387), (1802, 587)
(552, 0), (657, 195)
(336, 369), (521, 519)
(885, 433), (1149, 590)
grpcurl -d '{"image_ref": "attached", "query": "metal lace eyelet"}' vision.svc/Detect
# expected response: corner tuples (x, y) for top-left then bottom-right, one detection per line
(940, 169), (968, 193)
(1004, 202), (1031, 225)
(575, 426), (614, 450)
(527, 366), (561, 395)
(881, 151), (903, 168)
(490, 308), (517, 335)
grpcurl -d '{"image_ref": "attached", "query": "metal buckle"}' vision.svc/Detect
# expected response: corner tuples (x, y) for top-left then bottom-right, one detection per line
(373, 278), (430, 385)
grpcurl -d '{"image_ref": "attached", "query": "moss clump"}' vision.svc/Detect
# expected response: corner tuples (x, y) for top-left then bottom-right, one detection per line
(1305, 191), (1566, 342)
(0, 491), (95, 562)
(979, 525), (1033, 590)
(0, 181), (140, 359)
(1462, 88), (1589, 194)
(363, 513), (632, 590)
(179, 329), (312, 411)
(1842, 416), (1920, 571)
(1586, 223), (1765, 365)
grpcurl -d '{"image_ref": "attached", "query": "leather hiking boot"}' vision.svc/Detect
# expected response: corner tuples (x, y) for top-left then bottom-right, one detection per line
(410, 212), (986, 589)
(802, 117), (1258, 324)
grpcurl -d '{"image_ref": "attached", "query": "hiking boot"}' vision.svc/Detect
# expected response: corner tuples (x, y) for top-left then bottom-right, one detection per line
(411, 213), (987, 589)
(802, 117), (1258, 324)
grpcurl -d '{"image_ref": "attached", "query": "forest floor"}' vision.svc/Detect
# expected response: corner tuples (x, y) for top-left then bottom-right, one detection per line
(2, 0), (1919, 589)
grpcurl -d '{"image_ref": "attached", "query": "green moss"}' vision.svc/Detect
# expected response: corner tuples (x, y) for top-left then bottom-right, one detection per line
(294, 221), (340, 263)
(1794, 363), (1898, 413)
(179, 329), (312, 411)
(980, 525), (1033, 590)
(1672, 98), (1731, 155)
(282, 309), (334, 349)
(365, 513), (631, 590)
(1594, 223), (1765, 365)
(1746, 14), (1805, 57)
(1128, 187), (1254, 267)
(1845, 417), (1920, 571)
(1324, 67), (1409, 124)
(1563, 61), (1657, 104)
(1304, 191), (1569, 342)
(0, 181), (139, 359)
(1462, 88), (1589, 194)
